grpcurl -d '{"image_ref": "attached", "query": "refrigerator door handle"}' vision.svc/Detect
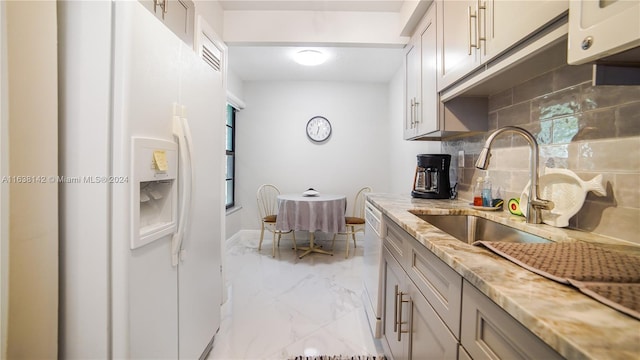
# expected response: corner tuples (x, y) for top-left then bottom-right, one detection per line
(181, 115), (196, 262)
(172, 114), (194, 266)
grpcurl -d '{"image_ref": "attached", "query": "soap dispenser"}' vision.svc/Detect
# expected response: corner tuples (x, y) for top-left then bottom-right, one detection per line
(473, 177), (484, 206)
(482, 174), (492, 207)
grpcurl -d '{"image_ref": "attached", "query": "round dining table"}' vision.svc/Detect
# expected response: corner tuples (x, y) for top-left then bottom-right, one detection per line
(275, 193), (347, 258)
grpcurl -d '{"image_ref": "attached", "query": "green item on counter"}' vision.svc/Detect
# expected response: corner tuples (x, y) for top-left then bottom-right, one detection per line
(508, 198), (523, 216)
(492, 198), (504, 209)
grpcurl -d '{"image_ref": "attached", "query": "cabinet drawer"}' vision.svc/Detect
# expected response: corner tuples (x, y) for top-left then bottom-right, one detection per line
(461, 281), (563, 360)
(407, 238), (462, 338)
(383, 216), (409, 264)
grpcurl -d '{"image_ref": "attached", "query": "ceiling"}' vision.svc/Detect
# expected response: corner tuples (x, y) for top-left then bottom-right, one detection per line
(222, 0), (406, 82)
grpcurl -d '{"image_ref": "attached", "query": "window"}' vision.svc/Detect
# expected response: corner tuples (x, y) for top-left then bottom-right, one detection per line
(225, 104), (236, 209)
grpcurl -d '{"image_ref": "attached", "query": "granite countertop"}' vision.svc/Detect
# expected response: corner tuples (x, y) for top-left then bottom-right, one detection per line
(367, 193), (640, 360)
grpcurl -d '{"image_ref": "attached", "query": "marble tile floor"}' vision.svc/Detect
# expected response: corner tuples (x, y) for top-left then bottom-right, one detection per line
(209, 233), (385, 360)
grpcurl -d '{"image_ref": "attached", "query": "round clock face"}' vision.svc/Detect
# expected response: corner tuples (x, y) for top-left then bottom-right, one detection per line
(306, 116), (332, 142)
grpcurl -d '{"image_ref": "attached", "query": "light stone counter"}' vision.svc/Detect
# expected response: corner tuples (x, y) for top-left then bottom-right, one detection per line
(367, 193), (640, 360)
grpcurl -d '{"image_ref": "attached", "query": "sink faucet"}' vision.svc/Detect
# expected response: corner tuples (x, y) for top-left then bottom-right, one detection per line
(475, 126), (553, 224)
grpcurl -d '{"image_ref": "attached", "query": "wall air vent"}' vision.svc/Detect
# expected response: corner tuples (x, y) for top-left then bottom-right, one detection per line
(202, 40), (221, 72)
(196, 16), (225, 74)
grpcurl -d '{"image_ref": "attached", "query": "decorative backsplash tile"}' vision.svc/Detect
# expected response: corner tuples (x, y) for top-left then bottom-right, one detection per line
(443, 64), (640, 244)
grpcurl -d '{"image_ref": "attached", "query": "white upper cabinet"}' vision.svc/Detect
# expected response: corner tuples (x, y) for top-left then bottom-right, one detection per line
(483, 0), (569, 60)
(437, 0), (568, 91)
(404, 40), (421, 139)
(405, 2), (488, 140)
(139, 0), (195, 47)
(418, 10), (439, 137)
(404, 5), (439, 140)
(436, 0), (481, 91)
(568, 0), (640, 64)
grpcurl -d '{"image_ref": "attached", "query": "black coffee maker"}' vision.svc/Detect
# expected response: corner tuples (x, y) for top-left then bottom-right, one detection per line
(411, 154), (451, 199)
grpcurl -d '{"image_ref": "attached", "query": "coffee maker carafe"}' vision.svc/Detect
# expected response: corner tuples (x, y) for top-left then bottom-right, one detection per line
(412, 154), (451, 199)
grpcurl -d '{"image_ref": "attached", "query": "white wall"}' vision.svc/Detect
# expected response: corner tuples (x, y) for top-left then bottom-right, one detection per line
(234, 81), (390, 232)
(224, 10), (407, 46)
(387, 65), (441, 195)
(224, 66), (444, 239)
(227, 68), (244, 101)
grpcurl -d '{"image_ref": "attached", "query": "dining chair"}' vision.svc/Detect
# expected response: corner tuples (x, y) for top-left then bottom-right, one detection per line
(332, 186), (372, 258)
(256, 184), (297, 257)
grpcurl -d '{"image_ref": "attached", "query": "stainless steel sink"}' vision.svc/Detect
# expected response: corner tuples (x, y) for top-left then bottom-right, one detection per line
(413, 214), (552, 244)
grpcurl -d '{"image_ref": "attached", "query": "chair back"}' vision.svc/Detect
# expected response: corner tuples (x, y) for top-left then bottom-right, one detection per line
(257, 184), (280, 220)
(352, 186), (372, 218)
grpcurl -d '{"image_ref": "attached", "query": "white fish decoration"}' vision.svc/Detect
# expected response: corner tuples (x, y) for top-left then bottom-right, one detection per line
(520, 167), (606, 227)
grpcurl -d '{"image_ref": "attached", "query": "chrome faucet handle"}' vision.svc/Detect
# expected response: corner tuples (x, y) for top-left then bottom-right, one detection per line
(528, 198), (554, 224)
(530, 198), (554, 211)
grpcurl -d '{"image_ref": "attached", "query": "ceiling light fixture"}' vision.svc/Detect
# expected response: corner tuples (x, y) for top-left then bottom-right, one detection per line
(293, 49), (327, 66)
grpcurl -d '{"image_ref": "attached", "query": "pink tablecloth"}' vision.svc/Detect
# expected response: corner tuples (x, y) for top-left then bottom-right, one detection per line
(276, 194), (346, 233)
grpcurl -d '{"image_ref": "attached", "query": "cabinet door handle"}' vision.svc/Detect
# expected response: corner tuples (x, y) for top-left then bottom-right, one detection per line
(468, 6), (478, 54)
(393, 284), (400, 333)
(410, 98), (418, 128)
(413, 99), (420, 125)
(409, 99), (415, 128)
(155, 0), (168, 18)
(397, 291), (410, 341)
(477, 0), (486, 54)
(407, 298), (414, 348)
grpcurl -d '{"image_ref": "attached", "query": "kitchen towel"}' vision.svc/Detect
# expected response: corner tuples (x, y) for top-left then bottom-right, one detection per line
(289, 356), (386, 360)
(474, 240), (640, 320)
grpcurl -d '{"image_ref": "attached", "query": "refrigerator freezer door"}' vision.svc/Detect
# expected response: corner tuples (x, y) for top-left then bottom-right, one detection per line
(112, 2), (182, 357)
(176, 39), (224, 359)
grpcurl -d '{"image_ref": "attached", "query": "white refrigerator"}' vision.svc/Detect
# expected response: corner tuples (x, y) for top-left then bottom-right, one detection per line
(58, 1), (224, 358)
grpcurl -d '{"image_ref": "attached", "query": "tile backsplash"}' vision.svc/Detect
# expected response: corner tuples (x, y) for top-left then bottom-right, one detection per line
(442, 64), (640, 244)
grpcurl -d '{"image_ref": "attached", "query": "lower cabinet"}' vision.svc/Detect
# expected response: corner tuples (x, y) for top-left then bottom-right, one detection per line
(382, 247), (458, 360)
(461, 281), (563, 360)
(380, 215), (563, 360)
(382, 247), (408, 360)
(407, 280), (459, 359)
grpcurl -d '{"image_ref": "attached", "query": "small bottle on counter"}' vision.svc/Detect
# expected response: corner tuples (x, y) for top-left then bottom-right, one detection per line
(482, 175), (493, 207)
(473, 177), (484, 206)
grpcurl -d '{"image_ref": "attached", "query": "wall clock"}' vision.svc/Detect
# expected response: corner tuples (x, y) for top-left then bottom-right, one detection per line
(306, 116), (332, 142)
